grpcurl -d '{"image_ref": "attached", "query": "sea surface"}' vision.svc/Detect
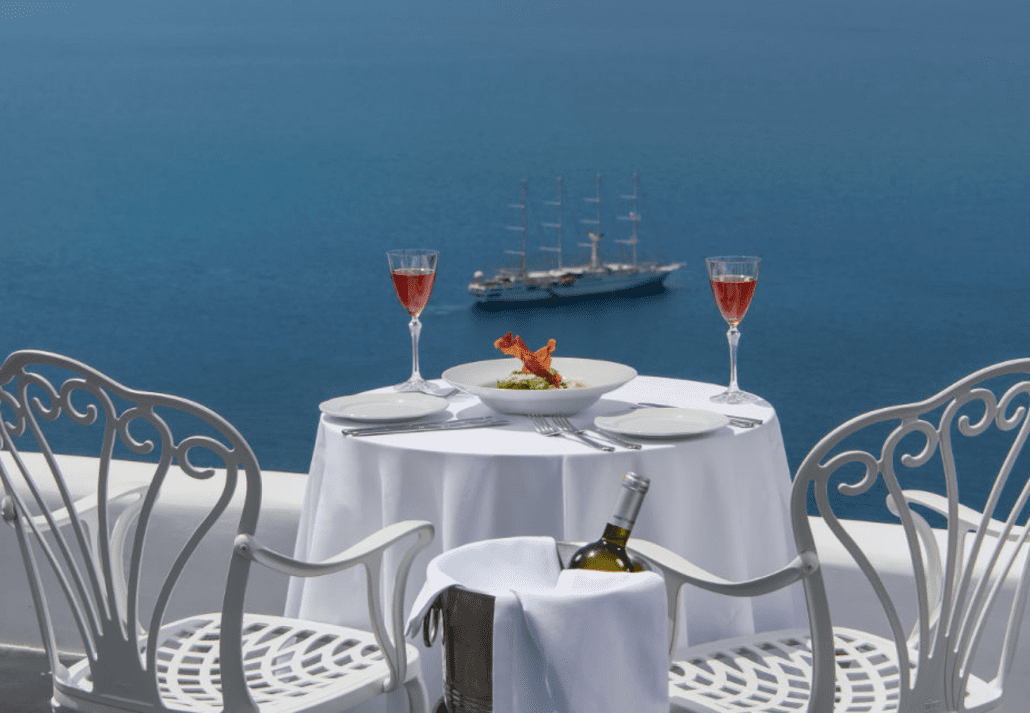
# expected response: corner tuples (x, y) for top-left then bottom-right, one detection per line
(2, 0), (1028, 518)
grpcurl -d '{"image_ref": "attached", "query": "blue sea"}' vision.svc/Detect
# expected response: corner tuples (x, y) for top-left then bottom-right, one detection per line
(2, 0), (1029, 512)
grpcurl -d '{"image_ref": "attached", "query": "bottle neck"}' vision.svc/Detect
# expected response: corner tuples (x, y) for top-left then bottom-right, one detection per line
(601, 522), (632, 547)
(609, 482), (642, 531)
(605, 483), (646, 543)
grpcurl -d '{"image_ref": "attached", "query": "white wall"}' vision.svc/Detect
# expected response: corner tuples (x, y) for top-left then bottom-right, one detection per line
(0, 453), (305, 652)
(2, 454), (1028, 711)
(810, 517), (1030, 713)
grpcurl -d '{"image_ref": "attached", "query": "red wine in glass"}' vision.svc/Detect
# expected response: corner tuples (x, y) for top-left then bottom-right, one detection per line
(706, 256), (760, 404)
(387, 249), (448, 395)
(710, 275), (757, 327)
(391, 268), (437, 317)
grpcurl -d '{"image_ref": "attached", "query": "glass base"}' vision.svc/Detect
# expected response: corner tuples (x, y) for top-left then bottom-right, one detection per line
(710, 388), (759, 405)
(393, 376), (455, 397)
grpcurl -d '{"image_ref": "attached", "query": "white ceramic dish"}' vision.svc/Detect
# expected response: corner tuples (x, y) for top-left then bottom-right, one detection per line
(594, 407), (730, 438)
(442, 357), (637, 416)
(319, 392), (449, 422)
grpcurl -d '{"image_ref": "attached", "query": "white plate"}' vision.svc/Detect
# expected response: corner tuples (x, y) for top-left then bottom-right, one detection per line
(594, 407), (730, 438)
(442, 357), (637, 416)
(319, 392), (449, 422)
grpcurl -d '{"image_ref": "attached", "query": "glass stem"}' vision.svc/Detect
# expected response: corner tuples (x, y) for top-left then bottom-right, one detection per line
(726, 325), (741, 394)
(409, 316), (423, 381)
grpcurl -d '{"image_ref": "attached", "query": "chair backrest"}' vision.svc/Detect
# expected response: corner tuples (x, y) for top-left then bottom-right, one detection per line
(0, 350), (265, 711)
(793, 358), (1030, 713)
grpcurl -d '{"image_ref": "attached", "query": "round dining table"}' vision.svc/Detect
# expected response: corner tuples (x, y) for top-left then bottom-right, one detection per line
(285, 375), (805, 712)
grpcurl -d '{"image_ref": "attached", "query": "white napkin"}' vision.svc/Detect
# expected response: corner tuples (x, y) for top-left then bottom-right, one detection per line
(405, 536), (563, 639)
(405, 536), (669, 713)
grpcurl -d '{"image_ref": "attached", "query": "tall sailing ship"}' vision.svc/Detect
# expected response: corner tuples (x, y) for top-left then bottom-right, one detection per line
(468, 174), (682, 304)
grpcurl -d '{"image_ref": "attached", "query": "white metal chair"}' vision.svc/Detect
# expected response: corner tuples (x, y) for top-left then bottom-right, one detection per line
(0, 350), (434, 713)
(627, 359), (1030, 713)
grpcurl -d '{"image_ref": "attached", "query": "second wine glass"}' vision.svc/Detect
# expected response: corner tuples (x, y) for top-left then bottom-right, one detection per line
(706, 256), (760, 404)
(387, 249), (450, 395)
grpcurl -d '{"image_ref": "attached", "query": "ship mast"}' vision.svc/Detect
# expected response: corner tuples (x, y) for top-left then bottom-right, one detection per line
(540, 175), (564, 269)
(579, 173), (602, 270)
(616, 172), (640, 266)
(504, 179), (528, 276)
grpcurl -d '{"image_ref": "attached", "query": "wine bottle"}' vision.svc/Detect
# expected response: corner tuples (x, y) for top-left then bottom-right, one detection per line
(566, 472), (650, 573)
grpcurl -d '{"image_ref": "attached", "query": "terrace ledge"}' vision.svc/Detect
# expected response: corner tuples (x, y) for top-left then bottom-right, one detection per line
(1, 454), (1028, 712)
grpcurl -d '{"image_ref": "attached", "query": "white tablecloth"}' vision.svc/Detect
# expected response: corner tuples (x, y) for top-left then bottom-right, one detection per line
(285, 376), (804, 711)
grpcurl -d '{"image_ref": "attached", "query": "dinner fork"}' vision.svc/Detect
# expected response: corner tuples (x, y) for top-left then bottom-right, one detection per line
(551, 415), (641, 450)
(529, 415), (614, 452)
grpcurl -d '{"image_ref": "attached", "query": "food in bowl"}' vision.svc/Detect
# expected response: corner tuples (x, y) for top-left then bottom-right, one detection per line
(493, 331), (565, 388)
(441, 357), (637, 416)
(496, 370), (587, 390)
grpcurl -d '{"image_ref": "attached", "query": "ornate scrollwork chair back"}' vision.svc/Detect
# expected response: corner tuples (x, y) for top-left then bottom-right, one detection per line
(626, 360), (1030, 713)
(0, 350), (434, 713)
(789, 358), (1030, 713)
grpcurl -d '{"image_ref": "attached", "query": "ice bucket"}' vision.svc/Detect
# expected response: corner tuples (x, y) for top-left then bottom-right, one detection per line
(424, 585), (496, 713)
(414, 538), (661, 713)
(421, 540), (631, 713)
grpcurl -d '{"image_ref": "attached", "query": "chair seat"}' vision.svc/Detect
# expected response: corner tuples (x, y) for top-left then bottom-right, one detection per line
(62, 613), (422, 713)
(668, 626), (997, 713)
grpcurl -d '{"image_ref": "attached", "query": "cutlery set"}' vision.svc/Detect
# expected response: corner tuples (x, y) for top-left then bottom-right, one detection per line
(340, 407), (761, 445)
(530, 414), (640, 451)
(727, 415), (764, 428)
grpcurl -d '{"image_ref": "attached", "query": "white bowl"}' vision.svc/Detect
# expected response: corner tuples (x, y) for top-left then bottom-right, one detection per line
(442, 357), (637, 415)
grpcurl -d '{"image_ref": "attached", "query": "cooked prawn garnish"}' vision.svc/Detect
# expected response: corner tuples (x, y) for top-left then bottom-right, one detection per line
(494, 332), (562, 387)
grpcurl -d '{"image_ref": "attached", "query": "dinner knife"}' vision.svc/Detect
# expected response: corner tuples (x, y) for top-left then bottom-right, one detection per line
(635, 402), (764, 427)
(343, 416), (508, 437)
(341, 414), (499, 433)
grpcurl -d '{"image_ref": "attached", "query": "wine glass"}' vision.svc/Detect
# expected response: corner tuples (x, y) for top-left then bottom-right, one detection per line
(387, 249), (449, 395)
(706, 256), (761, 404)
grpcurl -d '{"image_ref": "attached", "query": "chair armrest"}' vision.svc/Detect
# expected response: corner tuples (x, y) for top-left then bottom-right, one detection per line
(887, 492), (947, 645)
(891, 489), (1021, 648)
(28, 484), (147, 531)
(6, 483), (147, 631)
(235, 520), (433, 578)
(629, 538), (818, 597)
(235, 520), (434, 693)
(577, 538), (817, 659)
(898, 489), (1015, 539)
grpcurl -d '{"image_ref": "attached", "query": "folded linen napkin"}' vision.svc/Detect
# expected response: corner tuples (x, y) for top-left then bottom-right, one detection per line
(406, 536), (668, 713)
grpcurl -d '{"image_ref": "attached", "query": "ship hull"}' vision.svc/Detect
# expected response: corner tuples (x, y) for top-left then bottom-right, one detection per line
(469, 264), (679, 304)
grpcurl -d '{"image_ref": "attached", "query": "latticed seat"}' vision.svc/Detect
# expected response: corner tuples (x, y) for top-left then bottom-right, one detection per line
(661, 627), (988, 712)
(0, 350), (434, 713)
(665, 628), (911, 713)
(631, 359), (1030, 713)
(61, 614), (412, 712)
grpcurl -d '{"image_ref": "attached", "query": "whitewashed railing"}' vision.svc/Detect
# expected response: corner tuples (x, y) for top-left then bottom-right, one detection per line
(2, 453), (1029, 712)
